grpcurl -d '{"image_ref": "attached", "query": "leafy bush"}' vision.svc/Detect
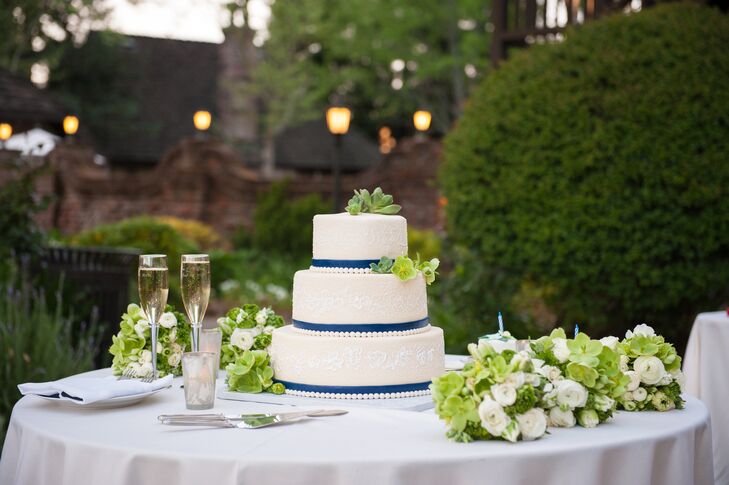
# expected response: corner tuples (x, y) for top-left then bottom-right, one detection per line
(0, 281), (98, 447)
(247, 180), (328, 257)
(440, 4), (729, 349)
(408, 228), (442, 262)
(154, 216), (228, 250)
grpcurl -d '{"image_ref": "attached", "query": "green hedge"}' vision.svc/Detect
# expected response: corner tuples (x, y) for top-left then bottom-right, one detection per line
(440, 3), (729, 348)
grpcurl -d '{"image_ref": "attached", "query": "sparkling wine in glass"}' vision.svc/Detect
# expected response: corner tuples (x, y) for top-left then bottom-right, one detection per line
(138, 255), (169, 379)
(181, 254), (211, 352)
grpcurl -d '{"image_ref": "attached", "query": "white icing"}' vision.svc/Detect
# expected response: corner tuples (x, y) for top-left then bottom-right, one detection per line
(284, 389), (430, 400)
(270, 325), (445, 387)
(312, 213), (407, 260)
(293, 270), (427, 325)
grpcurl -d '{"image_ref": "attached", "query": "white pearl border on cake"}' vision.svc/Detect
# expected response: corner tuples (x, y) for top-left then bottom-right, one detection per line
(284, 389), (431, 400)
(292, 325), (430, 338)
(309, 266), (372, 274)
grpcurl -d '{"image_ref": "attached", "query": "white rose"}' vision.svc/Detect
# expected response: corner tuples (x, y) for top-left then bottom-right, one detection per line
(599, 336), (619, 351)
(633, 387), (648, 402)
(167, 352), (181, 367)
(516, 408), (547, 441)
(505, 371), (525, 388)
(159, 312), (177, 329)
(491, 383), (517, 406)
(634, 356), (665, 385)
(626, 323), (655, 339)
(625, 370), (641, 391)
(255, 308), (270, 325)
(555, 379), (588, 409)
(537, 365), (562, 382)
(552, 338), (570, 363)
(230, 328), (255, 350)
(619, 354), (630, 373)
(548, 407), (576, 427)
(134, 320), (149, 339)
(478, 396), (510, 437)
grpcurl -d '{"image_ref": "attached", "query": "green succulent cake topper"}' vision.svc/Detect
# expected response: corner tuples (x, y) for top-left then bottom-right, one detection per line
(370, 255), (440, 285)
(346, 187), (402, 215)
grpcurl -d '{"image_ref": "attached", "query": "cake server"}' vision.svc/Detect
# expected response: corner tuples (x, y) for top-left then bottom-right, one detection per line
(159, 409), (348, 429)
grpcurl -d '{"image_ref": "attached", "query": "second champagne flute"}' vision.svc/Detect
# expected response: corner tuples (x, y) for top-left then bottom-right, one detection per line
(181, 254), (211, 352)
(138, 254), (169, 380)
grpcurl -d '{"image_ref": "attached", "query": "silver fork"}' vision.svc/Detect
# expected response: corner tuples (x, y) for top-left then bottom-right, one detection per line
(118, 368), (155, 383)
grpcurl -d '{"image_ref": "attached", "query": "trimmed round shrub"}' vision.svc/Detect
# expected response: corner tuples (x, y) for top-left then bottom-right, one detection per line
(440, 3), (729, 347)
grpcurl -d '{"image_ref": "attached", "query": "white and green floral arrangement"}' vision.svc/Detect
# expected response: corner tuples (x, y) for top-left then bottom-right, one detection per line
(614, 324), (685, 412)
(109, 303), (190, 377)
(345, 187), (401, 215)
(370, 256), (440, 285)
(431, 341), (548, 443)
(530, 329), (630, 428)
(218, 304), (286, 394)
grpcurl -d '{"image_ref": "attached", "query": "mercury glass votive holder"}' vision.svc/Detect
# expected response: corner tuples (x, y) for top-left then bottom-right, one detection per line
(182, 352), (217, 410)
(199, 328), (222, 377)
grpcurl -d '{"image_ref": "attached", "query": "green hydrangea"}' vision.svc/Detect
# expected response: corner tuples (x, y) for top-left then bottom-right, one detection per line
(225, 350), (276, 394)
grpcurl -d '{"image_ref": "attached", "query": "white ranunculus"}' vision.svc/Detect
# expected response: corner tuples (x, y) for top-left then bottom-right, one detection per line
(167, 352), (181, 367)
(478, 396), (510, 437)
(593, 394), (615, 413)
(543, 382), (554, 393)
(577, 409), (599, 428)
(552, 338), (570, 363)
(555, 379), (588, 409)
(543, 388), (558, 408)
(167, 326), (177, 342)
(622, 391), (634, 401)
(626, 323), (655, 339)
(549, 407), (576, 428)
(255, 308), (270, 325)
(633, 387), (648, 402)
(264, 325), (276, 334)
(159, 312), (177, 328)
(134, 320), (149, 339)
(619, 354), (630, 373)
(625, 370), (641, 391)
(140, 349), (153, 363)
(230, 328), (255, 351)
(525, 373), (542, 387)
(537, 365), (562, 382)
(658, 374), (673, 386)
(623, 400), (637, 411)
(516, 408), (547, 440)
(634, 356), (666, 385)
(171, 343), (183, 354)
(505, 371), (525, 389)
(670, 368), (686, 390)
(510, 352), (532, 371)
(501, 419), (520, 443)
(599, 336), (619, 351)
(491, 383), (517, 406)
(138, 362), (153, 378)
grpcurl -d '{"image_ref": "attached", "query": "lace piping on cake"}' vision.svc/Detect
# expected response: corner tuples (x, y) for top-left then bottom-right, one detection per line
(284, 389), (431, 400)
(292, 325), (430, 338)
(309, 266), (372, 274)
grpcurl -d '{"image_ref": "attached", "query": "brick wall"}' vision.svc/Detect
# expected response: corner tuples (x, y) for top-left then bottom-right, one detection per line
(0, 136), (444, 237)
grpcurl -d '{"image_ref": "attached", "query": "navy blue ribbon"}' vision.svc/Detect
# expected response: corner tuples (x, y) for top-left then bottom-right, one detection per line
(275, 380), (432, 395)
(293, 317), (429, 333)
(311, 258), (380, 269)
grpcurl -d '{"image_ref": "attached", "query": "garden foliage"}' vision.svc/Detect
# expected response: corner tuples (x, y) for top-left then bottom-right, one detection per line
(440, 4), (729, 347)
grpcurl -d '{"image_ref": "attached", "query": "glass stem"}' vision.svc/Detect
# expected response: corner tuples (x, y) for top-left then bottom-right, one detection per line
(191, 323), (202, 353)
(150, 323), (159, 379)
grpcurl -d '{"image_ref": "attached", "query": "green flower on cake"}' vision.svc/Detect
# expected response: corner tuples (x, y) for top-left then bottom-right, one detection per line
(370, 255), (440, 285)
(345, 187), (401, 215)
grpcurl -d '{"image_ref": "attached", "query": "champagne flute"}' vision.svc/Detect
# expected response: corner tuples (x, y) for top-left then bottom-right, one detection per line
(138, 255), (169, 380)
(181, 254), (211, 352)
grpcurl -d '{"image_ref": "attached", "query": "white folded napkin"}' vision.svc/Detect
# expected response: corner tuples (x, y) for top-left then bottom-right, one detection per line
(18, 374), (173, 405)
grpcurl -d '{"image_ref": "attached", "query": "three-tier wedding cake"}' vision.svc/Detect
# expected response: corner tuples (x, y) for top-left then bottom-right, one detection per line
(269, 193), (445, 399)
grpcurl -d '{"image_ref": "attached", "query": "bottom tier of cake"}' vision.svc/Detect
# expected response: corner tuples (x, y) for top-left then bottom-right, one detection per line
(269, 325), (445, 399)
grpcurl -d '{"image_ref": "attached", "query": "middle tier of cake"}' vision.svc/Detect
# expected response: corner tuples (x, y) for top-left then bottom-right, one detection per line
(292, 270), (428, 333)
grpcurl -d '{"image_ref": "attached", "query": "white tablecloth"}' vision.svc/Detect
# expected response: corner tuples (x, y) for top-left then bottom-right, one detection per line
(685, 311), (729, 485)
(1, 369), (714, 485)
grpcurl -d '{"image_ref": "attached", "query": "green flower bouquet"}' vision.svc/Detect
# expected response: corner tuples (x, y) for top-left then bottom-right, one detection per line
(431, 341), (547, 443)
(615, 324), (684, 411)
(109, 303), (190, 377)
(218, 304), (286, 394)
(531, 329), (630, 428)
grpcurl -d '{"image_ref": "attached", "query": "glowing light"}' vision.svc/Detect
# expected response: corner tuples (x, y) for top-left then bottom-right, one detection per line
(193, 110), (212, 131)
(413, 110), (432, 132)
(63, 115), (79, 135)
(326, 107), (351, 135)
(0, 123), (12, 141)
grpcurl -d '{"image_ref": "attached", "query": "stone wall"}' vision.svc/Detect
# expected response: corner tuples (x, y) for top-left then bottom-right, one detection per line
(0, 136), (444, 237)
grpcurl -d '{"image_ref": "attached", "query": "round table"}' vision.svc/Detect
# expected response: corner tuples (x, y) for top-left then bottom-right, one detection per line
(685, 310), (729, 485)
(1, 369), (714, 485)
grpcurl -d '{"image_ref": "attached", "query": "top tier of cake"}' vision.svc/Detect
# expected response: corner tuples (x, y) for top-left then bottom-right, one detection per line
(312, 213), (407, 265)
